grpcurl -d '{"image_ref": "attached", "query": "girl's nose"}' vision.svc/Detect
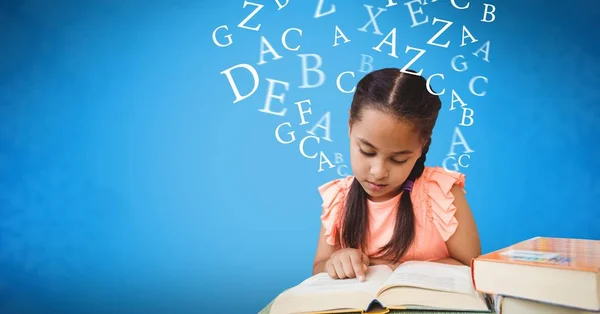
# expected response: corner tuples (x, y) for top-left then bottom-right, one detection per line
(370, 162), (388, 180)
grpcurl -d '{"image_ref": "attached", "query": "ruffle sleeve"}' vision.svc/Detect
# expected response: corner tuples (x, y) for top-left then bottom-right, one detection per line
(425, 167), (466, 241)
(318, 176), (353, 246)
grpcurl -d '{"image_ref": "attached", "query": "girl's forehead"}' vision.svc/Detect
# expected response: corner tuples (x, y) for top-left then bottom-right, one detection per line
(352, 109), (422, 149)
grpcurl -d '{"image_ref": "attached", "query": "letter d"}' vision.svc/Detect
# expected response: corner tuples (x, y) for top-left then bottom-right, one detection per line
(220, 63), (259, 104)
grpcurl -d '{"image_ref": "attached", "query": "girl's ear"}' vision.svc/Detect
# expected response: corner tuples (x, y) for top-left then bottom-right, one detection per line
(348, 110), (352, 138)
(420, 137), (429, 152)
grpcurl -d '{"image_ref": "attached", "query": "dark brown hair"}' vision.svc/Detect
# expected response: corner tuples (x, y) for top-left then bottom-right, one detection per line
(341, 68), (442, 263)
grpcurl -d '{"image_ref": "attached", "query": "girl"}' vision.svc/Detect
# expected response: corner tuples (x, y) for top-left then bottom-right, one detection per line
(312, 68), (481, 282)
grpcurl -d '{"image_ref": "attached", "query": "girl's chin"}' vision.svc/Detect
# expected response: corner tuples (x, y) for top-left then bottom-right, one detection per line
(361, 182), (403, 201)
(362, 181), (388, 194)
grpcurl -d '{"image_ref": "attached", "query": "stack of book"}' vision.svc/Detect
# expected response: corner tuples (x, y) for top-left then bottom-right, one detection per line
(471, 236), (600, 314)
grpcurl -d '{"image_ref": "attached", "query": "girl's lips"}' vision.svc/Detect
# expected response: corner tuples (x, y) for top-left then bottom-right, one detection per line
(366, 181), (387, 192)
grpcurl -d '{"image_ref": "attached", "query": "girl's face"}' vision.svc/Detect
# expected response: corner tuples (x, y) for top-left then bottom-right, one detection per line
(348, 108), (425, 202)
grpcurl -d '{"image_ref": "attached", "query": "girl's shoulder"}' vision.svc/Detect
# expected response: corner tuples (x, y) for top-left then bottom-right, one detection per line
(417, 166), (467, 241)
(317, 175), (354, 210)
(419, 166), (466, 191)
(317, 176), (354, 246)
(318, 175), (354, 196)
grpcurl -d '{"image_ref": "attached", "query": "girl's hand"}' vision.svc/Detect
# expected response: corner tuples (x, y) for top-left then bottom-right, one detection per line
(325, 248), (370, 282)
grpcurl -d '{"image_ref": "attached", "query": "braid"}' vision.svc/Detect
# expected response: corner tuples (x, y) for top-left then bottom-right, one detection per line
(376, 137), (431, 262)
(408, 137), (430, 181)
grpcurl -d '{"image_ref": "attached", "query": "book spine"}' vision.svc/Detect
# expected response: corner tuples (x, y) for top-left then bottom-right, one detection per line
(470, 258), (477, 290)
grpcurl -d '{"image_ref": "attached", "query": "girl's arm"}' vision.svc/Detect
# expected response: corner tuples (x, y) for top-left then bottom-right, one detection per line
(431, 257), (465, 265)
(436, 184), (482, 266)
(312, 226), (339, 275)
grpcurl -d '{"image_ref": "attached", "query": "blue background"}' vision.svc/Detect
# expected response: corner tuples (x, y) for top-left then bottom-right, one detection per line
(1, 0), (599, 313)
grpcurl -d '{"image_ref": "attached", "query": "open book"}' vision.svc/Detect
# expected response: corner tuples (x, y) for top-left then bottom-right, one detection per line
(270, 261), (492, 314)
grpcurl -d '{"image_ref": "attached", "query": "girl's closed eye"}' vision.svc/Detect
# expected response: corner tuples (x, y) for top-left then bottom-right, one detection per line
(360, 148), (408, 164)
(359, 148), (376, 156)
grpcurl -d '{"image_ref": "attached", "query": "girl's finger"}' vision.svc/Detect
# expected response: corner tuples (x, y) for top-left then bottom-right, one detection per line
(326, 261), (338, 279)
(349, 253), (365, 281)
(341, 254), (356, 278)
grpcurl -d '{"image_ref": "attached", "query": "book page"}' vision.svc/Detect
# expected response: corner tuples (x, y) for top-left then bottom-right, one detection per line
(377, 261), (476, 296)
(286, 265), (393, 297)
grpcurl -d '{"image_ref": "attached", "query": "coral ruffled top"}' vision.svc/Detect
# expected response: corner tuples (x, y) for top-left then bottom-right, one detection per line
(318, 166), (466, 261)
